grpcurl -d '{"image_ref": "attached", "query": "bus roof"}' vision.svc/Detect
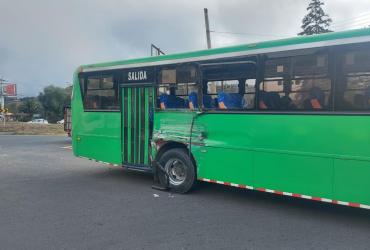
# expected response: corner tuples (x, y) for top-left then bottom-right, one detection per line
(81, 28), (370, 73)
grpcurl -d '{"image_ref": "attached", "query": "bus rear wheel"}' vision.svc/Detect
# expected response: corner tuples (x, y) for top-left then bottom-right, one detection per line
(158, 148), (196, 193)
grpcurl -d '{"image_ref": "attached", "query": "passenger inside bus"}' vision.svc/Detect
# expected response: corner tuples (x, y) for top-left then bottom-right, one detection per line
(188, 92), (215, 109)
(280, 95), (296, 110)
(159, 86), (186, 109)
(303, 87), (325, 110)
(217, 92), (243, 109)
(258, 91), (281, 110)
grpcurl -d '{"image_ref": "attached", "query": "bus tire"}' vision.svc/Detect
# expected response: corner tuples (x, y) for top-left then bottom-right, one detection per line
(158, 148), (196, 194)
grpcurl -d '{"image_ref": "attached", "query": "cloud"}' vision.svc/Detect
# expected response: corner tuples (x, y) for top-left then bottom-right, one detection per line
(0, 0), (369, 96)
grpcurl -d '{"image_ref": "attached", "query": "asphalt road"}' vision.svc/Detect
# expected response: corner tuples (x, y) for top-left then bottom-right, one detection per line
(0, 135), (369, 250)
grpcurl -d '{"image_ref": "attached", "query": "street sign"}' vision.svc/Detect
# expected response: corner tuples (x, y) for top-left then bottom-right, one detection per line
(0, 108), (8, 113)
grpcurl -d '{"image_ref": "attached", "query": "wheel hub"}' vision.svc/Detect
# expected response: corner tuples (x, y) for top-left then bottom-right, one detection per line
(165, 159), (187, 185)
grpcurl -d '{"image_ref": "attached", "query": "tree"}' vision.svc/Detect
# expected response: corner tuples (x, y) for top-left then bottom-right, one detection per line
(38, 85), (71, 123)
(298, 0), (332, 36)
(19, 97), (43, 121)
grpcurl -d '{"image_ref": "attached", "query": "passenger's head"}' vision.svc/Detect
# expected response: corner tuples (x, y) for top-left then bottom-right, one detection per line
(310, 87), (325, 109)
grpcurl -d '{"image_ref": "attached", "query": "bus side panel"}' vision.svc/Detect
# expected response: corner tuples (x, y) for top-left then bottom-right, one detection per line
(194, 147), (254, 186)
(152, 111), (198, 150)
(193, 113), (370, 206)
(74, 112), (122, 165)
(254, 152), (333, 198)
(334, 159), (370, 205)
(71, 74), (122, 165)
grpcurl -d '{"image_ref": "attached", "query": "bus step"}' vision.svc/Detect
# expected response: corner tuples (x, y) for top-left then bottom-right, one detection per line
(124, 164), (153, 173)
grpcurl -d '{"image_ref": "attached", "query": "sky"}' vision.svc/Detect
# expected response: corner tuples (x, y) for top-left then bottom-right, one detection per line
(0, 0), (369, 97)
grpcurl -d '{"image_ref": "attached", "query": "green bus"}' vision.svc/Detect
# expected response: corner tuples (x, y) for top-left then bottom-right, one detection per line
(72, 28), (370, 209)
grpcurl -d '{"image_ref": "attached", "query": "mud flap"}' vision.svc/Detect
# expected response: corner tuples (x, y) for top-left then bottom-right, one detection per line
(151, 160), (170, 191)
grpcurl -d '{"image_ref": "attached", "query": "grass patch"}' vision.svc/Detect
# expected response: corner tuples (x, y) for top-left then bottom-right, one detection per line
(0, 122), (66, 135)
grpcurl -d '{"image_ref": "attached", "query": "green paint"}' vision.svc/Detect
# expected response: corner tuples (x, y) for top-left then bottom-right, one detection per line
(133, 89), (137, 164)
(144, 88), (149, 164)
(121, 88), (125, 158)
(127, 88), (132, 162)
(72, 28), (370, 207)
(136, 88), (142, 163)
(189, 114), (370, 205)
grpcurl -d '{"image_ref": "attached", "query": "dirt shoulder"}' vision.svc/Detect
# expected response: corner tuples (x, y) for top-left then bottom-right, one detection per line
(0, 122), (66, 135)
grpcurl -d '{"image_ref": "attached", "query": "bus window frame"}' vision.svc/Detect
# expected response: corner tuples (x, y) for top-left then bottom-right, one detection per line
(79, 71), (120, 112)
(155, 63), (201, 112)
(257, 48), (333, 112)
(200, 58), (258, 111)
(333, 43), (370, 112)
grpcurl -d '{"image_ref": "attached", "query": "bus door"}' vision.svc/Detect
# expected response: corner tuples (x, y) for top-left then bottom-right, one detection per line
(121, 84), (154, 168)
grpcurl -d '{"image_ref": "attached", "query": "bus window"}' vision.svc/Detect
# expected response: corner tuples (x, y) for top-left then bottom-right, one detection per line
(158, 82), (198, 110)
(290, 78), (331, 110)
(260, 52), (331, 111)
(207, 80), (239, 94)
(335, 48), (370, 111)
(290, 53), (331, 110)
(244, 79), (256, 109)
(83, 75), (118, 110)
(259, 78), (284, 110)
(158, 66), (198, 110)
(206, 80), (242, 109)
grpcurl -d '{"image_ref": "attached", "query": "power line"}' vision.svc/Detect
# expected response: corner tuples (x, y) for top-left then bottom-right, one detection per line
(211, 30), (291, 39)
(331, 13), (370, 30)
(332, 20), (370, 31)
(331, 11), (370, 26)
(332, 18), (370, 28)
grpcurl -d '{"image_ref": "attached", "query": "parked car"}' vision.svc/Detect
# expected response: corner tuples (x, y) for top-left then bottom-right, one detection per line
(27, 119), (49, 124)
(57, 119), (64, 124)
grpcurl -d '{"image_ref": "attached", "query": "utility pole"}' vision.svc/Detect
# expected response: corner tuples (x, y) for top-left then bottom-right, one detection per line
(0, 78), (5, 126)
(204, 8), (212, 49)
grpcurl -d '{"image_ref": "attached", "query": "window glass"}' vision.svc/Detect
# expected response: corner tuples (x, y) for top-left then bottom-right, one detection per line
(336, 74), (370, 111)
(244, 79), (256, 109)
(158, 85), (170, 96)
(207, 80), (239, 94)
(158, 82), (198, 110)
(223, 80), (239, 93)
(175, 83), (187, 96)
(293, 54), (328, 77)
(335, 48), (370, 111)
(261, 53), (331, 111)
(264, 58), (290, 78)
(207, 81), (222, 94)
(342, 50), (370, 73)
(84, 89), (116, 110)
(188, 83), (198, 94)
(87, 78), (100, 89)
(290, 78), (331, 110)
(260, 79), (284, 92)
(84, 75), (118, 110)
(157, 66), (199, 110)
(79, 77), (85, 95)
(100, 76), (114, 89)
(258, 79), (284, 110)
(291, 78), (331, 92)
